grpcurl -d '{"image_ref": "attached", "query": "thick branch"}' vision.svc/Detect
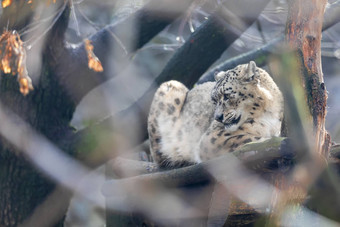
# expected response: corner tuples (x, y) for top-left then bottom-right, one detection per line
(198, 0), (340, 84)
(102, 138), (289, 191)
(102, 138), (290, 223)
(155, 0), (271, 89)
(198, 36), (283, 84)
(321, 1), (340, 31)
(286, 0), (329, 155)
(103, 140), (340, 220)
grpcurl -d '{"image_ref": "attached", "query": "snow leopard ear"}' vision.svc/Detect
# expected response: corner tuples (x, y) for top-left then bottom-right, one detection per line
(244, 61), (257, 82)
(214, 71), (226, 81)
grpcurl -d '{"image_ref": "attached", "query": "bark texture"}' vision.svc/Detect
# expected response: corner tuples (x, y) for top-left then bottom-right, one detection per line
(0, 2), (72, 225)
(285, 0), (329, 155)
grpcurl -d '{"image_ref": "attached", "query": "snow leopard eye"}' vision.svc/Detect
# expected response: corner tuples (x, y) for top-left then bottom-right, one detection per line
(223, 94), (229, 101)
(244, 74), (255, 82)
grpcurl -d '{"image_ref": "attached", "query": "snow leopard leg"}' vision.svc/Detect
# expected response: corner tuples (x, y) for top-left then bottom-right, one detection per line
(198, 121), (266, 161)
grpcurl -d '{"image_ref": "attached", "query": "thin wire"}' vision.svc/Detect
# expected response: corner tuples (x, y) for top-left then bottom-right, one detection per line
(18, 8), (62, 36)
(76, 5), (129, 55)
(24, 0), (68, 47)
(75, 5), (103, 30)
(71, 0), (81, 37)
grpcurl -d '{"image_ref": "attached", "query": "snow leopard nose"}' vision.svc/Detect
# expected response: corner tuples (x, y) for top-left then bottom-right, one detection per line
(214, 113), (224, 123)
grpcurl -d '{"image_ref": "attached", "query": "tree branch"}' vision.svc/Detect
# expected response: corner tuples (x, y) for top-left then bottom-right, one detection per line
(102, 138), (290, 223)
(155, 0), (271, 89)
(102, 137), (289, 191)
(198, 0), (340, 84)
(286, 0), (328, 155)
(103, 140), (340, 221)
(323, 1), (340, 30)
(198, 36), (283, 84)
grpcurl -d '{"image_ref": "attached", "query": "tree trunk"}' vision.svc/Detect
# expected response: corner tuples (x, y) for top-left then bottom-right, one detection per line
(285, 0), (329, 156)
(0, 55), (71, 226)
(0, 2), (73, 226)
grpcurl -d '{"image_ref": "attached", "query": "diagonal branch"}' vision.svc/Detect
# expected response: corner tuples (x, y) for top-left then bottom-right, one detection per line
(198, 0), (340, 84)
(155, 0), (271, 89)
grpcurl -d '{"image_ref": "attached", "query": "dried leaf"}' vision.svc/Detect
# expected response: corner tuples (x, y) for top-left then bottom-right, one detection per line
(46, 0), (59, 7)
(1, 58), (11, 74)
(2, 0), (12, 8)
(0, 31), (34, 96)
(84, 39), (104, 72)
(18, 76), (33, 96)
(88, 56), (104, 72)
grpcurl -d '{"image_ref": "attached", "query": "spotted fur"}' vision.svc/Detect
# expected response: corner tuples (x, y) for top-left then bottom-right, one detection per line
(147, 61), (283, 168)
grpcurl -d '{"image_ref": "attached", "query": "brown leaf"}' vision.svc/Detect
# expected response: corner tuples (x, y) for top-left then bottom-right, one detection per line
(84, 39), (104, 72)
(1, 57), (11, 74)
(2, 0), (13, 8)
(0, 30), (34, 96)
(18, 76), (33, 96)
